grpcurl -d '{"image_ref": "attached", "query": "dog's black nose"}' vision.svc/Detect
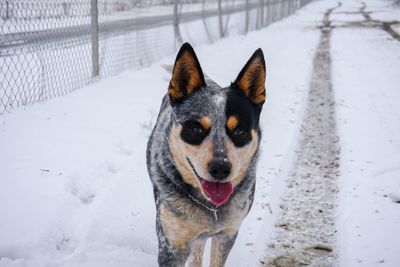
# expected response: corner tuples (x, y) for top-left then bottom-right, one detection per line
(208, 160), (231, 180)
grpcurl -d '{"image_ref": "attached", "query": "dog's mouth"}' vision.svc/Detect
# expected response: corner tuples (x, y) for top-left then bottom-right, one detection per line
(186, 158), (234, 206)
(200, 179), (234, 206)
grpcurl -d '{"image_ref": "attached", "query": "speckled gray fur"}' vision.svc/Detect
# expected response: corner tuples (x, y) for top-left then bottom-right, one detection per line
(146, 47), (263, 266)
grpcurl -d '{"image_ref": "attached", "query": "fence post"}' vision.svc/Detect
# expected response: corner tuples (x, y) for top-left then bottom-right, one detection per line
(91, 0), (99, 78)
(218, 0), (224, 38)
(260, 0), (265, 26)
(245, 0), (249, 33)
(173, 0), (183, 47)
(5, 0), (10, 20)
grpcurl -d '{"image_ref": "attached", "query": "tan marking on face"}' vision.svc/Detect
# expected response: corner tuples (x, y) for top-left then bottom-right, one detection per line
(168, 52), (203, 99)
(169, 124), (214, 188)
(225, 130), (259, 186)
(226, 116), (239, 131)
(199, 116), (212, 130)
(160, 204), (209, 248)
(235, 56), (266, 105)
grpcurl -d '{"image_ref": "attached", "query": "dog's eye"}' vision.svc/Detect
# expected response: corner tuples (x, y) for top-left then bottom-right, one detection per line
(190, 122), (205, 135)
(180, 120), (209, 145)
(233, 127), (246, 137)
(229, 125), (251, 147)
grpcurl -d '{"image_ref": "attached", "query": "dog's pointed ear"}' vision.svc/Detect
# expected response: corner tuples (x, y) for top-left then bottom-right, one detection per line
(168, 43), (206, 104)
(233, 48), (266, 106)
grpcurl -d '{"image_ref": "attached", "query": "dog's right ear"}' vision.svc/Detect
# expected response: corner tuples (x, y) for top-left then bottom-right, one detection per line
(233, 48), (266, 106)
(168, 43), (206, 104)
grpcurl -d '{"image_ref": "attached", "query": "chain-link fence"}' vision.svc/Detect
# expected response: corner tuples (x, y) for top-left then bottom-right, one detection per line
(0, 0), (312, 114)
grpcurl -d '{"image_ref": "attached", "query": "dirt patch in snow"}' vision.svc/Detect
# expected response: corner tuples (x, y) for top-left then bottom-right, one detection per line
(261, 3), (341, 266)
(331, 1), (400, 42)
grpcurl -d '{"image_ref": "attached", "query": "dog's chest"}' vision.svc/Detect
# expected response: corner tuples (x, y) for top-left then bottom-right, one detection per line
(159, 197), (250, 248)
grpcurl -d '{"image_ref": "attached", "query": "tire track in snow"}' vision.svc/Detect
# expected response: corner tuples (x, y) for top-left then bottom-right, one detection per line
(359, 2), (400, 42)
(262, 3), (341, 266)
(329, 1), (400, 42)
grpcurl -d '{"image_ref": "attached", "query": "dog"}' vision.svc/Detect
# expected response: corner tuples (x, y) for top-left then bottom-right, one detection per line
(146, 42), (266, 267)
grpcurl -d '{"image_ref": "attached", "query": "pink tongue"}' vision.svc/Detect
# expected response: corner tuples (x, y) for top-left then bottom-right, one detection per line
(201, 180), (234, 206)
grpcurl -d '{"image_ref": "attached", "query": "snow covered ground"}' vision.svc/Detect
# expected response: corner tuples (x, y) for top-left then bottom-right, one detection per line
(332, 2), (400, 265)
(0, 0), (399, 266)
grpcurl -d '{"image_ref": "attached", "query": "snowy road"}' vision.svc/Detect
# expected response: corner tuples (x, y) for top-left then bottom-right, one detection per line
(1, 0), (400, 266)
(0, 0), (273, 52)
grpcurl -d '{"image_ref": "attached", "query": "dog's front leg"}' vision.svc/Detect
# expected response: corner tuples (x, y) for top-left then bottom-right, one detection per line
(209, 231), (238, 267)
(157, 240), (190, 267)
(187, 238), (206, 267)
(156, 204), (192, 266)
(156, 219), (190, 267)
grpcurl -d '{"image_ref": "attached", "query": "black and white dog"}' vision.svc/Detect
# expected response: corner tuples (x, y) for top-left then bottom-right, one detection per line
(147, 43), (266, 267)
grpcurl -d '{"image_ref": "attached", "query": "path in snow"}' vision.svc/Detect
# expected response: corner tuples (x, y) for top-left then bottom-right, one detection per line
(359, 1), (400, 42)
(330, 1), (400, 41)
(262, 0), (400, 265)
(262, 3), (341, 266)
(331, 0), (400, 265)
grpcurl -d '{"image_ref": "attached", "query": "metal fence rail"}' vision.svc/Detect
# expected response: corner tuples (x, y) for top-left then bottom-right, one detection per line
(0, 0), (312, 114)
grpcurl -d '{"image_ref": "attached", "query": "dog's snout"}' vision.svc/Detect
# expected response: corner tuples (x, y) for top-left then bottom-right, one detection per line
(208, 160), (231, 180)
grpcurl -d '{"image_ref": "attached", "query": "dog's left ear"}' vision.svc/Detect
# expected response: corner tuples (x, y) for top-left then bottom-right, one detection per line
(233, 48), (266, 106)
(168, 43), (206, 104)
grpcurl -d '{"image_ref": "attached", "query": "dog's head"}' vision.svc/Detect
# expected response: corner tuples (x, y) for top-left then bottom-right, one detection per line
(168, 43), (265, 206)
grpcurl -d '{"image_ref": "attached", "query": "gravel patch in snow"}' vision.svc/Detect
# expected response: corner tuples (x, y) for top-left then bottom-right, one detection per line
(262, 3), (341, 266)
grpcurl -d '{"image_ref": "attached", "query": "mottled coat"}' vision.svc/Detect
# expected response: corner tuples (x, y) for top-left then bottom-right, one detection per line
(146, 43), (266, 267)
